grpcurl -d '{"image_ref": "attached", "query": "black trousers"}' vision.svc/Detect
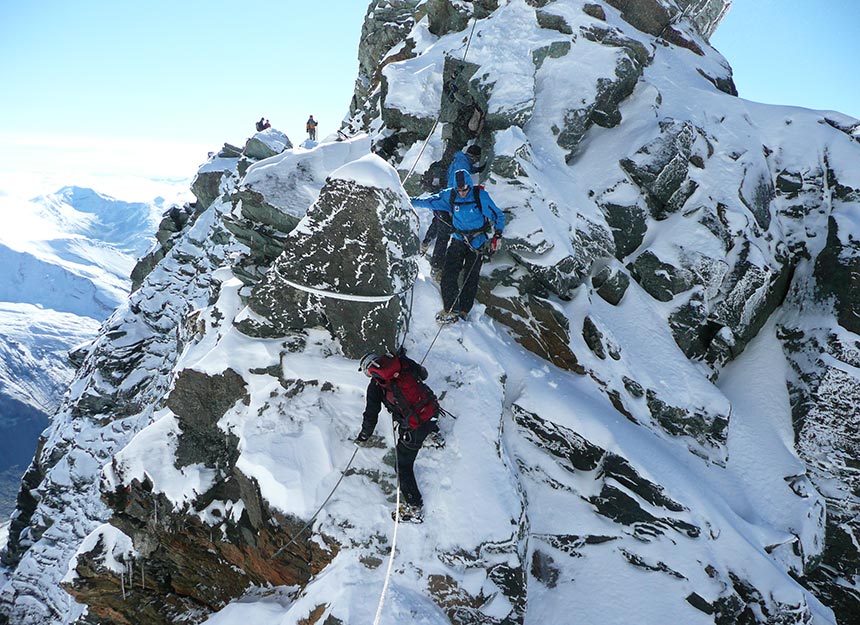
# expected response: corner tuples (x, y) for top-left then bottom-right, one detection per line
(441, 238), (484, 314)
(395, 419), (434, 507)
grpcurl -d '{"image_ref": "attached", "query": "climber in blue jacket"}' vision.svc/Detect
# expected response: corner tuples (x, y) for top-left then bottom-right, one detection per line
(411, 169), (505, 323)
(422, 144), (483, 275)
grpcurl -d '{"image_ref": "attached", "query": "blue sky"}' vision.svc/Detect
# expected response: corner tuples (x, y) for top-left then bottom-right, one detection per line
(711, 0), (860, 120)
(0, 0), (857, 183)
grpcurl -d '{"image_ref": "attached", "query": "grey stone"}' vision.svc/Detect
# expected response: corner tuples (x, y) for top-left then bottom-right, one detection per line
(620, 120), (706, 219)
(349, 1), (422, 127)
(536, 9), (573, 34)
(242, 129), (292, 161)
(582, 316), (607, 359)
(627, 250), (695, 302)
(605, 0), (730, 41)
(532, 40), (572, 70)
(738, 166), (774, 230)
(814, 216), (860, 335)
(776, 170), (804, 195)
(191, 160), (237, 209)
(246, 177), (418, 358)
(166, 368), (247, 470)
(583, 3), (607, 20)
(646, 389), (728, 448)
(592, 266), (630, 305)
(554, 27), (650, 158)
(599, 201), (648, 259)
(426, 0), (471, 36)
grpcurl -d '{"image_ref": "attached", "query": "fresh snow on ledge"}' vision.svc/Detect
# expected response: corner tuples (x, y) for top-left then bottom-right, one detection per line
(330, 153), (405, 194)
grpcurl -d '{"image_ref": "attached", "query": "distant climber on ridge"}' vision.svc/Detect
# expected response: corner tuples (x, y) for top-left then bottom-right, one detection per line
(411, 169), (505, 324)
(256, 117), (271, 132)
(421, 144), (483, 279)
(355, 349), (443, 522)
(306, 115), (318, 141)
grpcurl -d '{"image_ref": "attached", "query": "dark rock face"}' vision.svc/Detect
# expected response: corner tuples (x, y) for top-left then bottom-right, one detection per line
(620, 120), (710, 220)
(244, 176), (418, 358)
(349, 0), (422, 129)
(132, 203), (204, 291)
(628, 250), (696, 302)
(191, 159), (238, 211)
(556, 27), (650, 160)
(513, 406), (698, 537)
(65, 469), (334, 625)
(64, 368), (335, 625)
(814, 215), (860, 335)
(780, 203), (860, 622)
(606, 0), (730, 40)
(167, 369), (246, 469)
(479, 279), (585, 373)
(592, 265), (630, 305)
(780, 324), (860, 624)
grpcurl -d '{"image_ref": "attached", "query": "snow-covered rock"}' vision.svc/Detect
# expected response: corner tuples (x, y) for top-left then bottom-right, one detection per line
(0, 185), (184, 518)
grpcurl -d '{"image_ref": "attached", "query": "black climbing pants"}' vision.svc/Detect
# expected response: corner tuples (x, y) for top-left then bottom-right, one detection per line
(395, 419), (434, 507)
(441, 238), (484, 314)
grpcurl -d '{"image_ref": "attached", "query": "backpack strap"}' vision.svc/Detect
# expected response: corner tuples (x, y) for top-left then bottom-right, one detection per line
(448, 186), (490, 243)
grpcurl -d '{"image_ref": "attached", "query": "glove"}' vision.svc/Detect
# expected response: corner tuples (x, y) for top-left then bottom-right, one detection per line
(355, 431), (372, 446)
(489, 235), (501, 252)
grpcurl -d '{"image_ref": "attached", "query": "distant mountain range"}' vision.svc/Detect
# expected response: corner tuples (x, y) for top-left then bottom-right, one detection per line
(0, 185), (182, 516)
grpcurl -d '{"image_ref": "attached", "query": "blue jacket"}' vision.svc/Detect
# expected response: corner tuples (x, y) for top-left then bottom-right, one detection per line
(446, 151), (476, 188)
(411, 170), (505, 250)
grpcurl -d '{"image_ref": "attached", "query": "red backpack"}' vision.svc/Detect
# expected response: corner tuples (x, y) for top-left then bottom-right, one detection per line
(368, 356), (439, 429)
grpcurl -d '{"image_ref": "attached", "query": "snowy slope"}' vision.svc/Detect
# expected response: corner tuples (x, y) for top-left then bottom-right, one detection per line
(3, 2), (860, 625)
(0, 181), (190, 517)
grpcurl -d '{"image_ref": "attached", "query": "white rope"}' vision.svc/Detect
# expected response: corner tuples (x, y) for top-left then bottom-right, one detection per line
(372, 422), (403, 625)
(371, 15), (482, 624)
(279, 276), (404, 303)
(271, 264), (412, 302)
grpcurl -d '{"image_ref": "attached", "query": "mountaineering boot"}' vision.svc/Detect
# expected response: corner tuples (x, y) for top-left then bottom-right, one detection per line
(392, 503), (424, 523)
(425, 429), (445, 449)
(436, 310), (459, 324)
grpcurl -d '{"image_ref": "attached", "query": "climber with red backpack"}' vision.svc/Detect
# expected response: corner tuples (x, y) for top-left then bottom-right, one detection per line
(411, 169), (505, 324)
(355, 349), (442, 522)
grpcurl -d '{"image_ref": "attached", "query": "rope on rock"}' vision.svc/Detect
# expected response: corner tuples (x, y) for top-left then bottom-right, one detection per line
(400, 17), (480, 189)
(276, 272), (410, 303)
(270, 446), (359, 560)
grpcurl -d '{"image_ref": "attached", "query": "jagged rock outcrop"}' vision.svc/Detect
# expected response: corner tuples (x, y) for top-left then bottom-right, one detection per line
(0, 187), (243, 625)
(63, 369), (336, 625)
(241, 155), (418, 357)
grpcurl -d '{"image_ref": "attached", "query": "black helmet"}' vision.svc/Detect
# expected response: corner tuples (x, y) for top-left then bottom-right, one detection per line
(358, 352), (380, 374)
(465, 144), (482, 158)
